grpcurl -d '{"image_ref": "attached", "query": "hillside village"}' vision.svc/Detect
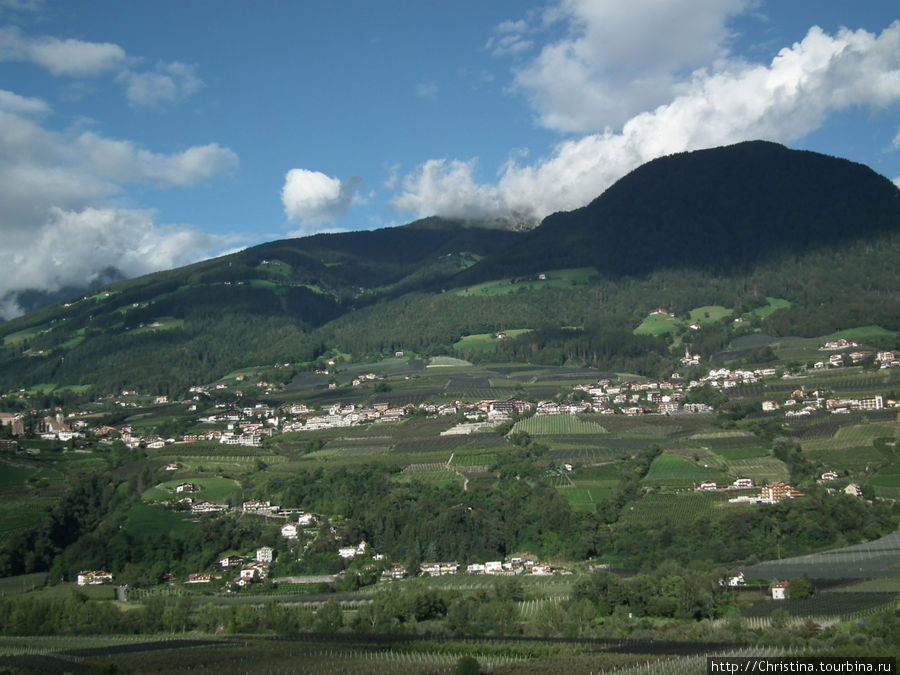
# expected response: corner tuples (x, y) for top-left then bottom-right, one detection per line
(4, 338), (896, 452)
(1, 335), (895, 596)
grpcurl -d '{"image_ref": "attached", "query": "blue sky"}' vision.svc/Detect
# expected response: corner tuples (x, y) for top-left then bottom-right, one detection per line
(0, 0), (899, 318)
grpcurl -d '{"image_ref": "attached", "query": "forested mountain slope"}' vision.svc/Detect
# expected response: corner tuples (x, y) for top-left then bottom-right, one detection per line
(0, 141), (898, 394)
(459, 140), (900, 281)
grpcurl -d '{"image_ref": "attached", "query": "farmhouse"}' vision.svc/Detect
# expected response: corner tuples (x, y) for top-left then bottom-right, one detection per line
(186, 573), (212, 584)
(190, 500), (228, 514)
(217, 555), (246, 570)
(242, 499), (279, 514)
(338, 541), (368, 559)
(297, 512), (318, 526)
(820, 338), (858, 350)
(770, 581), (789, 600)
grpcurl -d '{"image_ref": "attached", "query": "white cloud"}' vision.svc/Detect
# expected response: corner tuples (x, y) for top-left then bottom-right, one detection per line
(392, 18), (900, 224)
(0, 207), (222, 318)
(0, 27), (202, 109)
(391, 158), (505, 221)
(486, 16), (536, 57)
(0, 92), (240, 319)
(74, 132), (238, 187)
(281, 169), (360, 234)
(118, 61), (204, 109)
(0, 88), (49, 115)
(511, 0), (752, 133)
(0, 26), (125, 76)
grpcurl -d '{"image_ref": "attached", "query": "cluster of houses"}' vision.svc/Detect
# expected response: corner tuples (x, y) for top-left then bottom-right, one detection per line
(762, 390), (888, 418)
(815, 339), (899, 369)
(211, 546), (274, 589)
(13, 332), (897, 446)
(416, 557), (554, 578)
(701, 473), (863, 504)
(726, 481), (804, 505)
(813, 349), (899, 370)
(695, 478), (807, 505)
(381, 558), (555, 581)
(725, 575), (807, 601)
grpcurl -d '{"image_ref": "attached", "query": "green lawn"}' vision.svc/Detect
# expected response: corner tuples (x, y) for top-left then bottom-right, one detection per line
(142, 477), (241, 503)
(122, 502), (200, 539)
(453, 329), (532, 354)
(751, 297), (791, 317)
(634, 313), (681, 336)
(689, 305), (733, 323)
(450, 268), (597, 297)
(557, 485), (612, 511)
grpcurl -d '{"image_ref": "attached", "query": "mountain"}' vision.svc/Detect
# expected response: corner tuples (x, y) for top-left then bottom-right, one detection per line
(460, 140), (900, 281)
(0, 141), (898, 396)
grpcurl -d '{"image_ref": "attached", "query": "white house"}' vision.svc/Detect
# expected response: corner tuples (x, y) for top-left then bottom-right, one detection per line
(770, 581), (789, 600)
(77, 570), (113, 586)
(297, 513), (318, 526)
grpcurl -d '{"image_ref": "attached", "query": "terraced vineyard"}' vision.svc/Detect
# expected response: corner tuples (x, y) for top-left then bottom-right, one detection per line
(512, 414), (608, 435)
(724, 457), (789, 483)
(616, 491), (744, 527)
(641, 453), (729, 488)
(741, 591), (897, 620)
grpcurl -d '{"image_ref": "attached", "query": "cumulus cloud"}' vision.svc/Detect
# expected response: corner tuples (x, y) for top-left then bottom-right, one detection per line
(512, 0), (752, 133)
(281, 169), (361, 234)
(0, 90), (239, 319)
(392, 17), (900, 224)
(0, 206), (223, 319)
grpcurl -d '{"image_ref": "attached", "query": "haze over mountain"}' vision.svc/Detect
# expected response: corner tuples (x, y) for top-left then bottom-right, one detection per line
(1, 141), (898, 395)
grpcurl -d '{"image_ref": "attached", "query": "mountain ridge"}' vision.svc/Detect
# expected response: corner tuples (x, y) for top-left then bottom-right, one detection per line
(458, 140), (900, 282)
